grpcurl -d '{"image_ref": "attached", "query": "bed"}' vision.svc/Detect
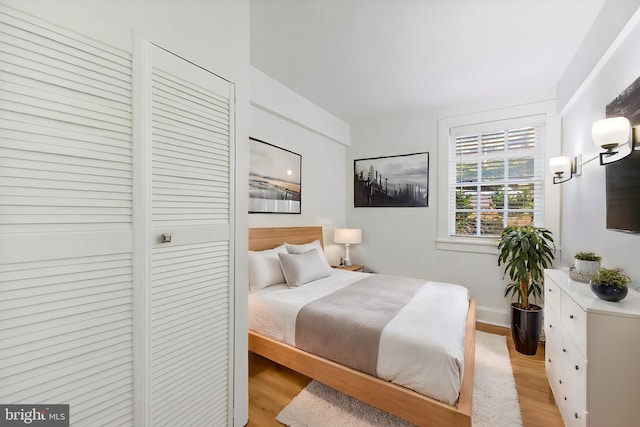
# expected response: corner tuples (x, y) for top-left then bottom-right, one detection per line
(248, 226), (476, 427)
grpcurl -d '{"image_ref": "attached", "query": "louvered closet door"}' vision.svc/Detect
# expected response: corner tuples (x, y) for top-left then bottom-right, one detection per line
(0, 6), (135, 426)
(148, 45), (234, 427)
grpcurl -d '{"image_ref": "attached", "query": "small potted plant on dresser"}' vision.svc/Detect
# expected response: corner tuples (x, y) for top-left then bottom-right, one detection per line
(498, 226), (555, 355)
(590, 267), (630, 302)
(574, 251), (602, 276)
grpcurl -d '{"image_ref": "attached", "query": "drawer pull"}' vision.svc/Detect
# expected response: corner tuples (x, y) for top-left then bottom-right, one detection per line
(548, 358), (551, 363)
(564, 397), (567, 401)
(549, 324), (553, 328)
(575, 365), (579, 370)
(575, 413), (579, 419)
(559, 379), (562, 384)
(569, 314), (574, 319)
(562, 348), (567, 353)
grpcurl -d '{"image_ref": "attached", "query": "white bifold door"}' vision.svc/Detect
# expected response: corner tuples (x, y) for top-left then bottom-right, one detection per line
(143, 44), (235, 426)
(0, 6), (234, 426)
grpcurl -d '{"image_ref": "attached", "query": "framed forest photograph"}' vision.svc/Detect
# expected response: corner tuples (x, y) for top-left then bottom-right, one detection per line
(354, 152), (429, 207)
(249, 137), (302, 214)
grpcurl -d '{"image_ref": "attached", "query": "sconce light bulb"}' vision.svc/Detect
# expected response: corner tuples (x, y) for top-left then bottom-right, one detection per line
(592, 117), (631, 149)
(549, 156), (571, 174)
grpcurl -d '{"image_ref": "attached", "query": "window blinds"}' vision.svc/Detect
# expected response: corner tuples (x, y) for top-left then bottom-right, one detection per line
(449, 117), (546, 237)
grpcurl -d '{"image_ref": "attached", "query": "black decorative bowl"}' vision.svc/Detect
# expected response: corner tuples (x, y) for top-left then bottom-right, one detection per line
(590, 282), (628, 302)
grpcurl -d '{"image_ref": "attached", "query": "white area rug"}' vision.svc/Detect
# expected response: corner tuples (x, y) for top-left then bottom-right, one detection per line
(276, 331), (523, 427)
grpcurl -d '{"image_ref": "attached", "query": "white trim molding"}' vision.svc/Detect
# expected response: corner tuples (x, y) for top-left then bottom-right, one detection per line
(250, 67), (350, 146)
(436, 100), (562, 254)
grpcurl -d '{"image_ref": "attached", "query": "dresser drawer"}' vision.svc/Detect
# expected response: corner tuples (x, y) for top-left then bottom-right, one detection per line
(544, 309), (562, 353)
(545, 321), (561, 375)
(552, 363), (587, 427)
(546, 345), (564, 402)
(545, 276), (561, 316)
(560, 292), (587, 357)
(558, 397), (587, 427)
(559, 333), (587, 410)
(549, 367), (587, 427)
(546, 356), (564, 408)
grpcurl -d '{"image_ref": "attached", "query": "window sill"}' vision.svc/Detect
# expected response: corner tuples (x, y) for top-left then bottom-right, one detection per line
(435, 237), (499, 255)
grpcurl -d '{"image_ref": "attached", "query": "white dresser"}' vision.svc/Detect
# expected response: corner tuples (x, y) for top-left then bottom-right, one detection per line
(544, 269), (640, 427)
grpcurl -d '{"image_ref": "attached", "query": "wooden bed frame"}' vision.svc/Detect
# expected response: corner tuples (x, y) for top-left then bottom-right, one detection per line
(248, 226), (476, 427)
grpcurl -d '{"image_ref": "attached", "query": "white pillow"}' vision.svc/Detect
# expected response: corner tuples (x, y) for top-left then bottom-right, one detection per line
(248, 245), (287, 291)
(284, 240), (331, 270)
(278, 250), (331, 287)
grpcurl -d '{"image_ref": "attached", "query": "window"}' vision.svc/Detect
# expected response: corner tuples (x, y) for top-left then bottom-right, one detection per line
(436, 101), (559, 254)
(449, 119), (545, 238)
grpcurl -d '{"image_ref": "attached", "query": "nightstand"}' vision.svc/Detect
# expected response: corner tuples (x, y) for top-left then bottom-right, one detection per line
(333, 264), (365, 272)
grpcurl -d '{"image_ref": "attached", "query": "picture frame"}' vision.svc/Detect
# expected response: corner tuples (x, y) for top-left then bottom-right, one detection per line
(606, 74), (640, 126)
(354, 152), (429, 207)
(249, 137), (302, 214)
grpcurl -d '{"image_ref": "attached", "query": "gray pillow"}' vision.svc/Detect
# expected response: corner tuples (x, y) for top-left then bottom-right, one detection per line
(278, 249), (331, 287)
(284, 240), (332, 270)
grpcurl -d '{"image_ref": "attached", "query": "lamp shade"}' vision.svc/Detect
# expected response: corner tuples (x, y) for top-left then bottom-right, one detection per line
(592, 117), (631, 149)
(549, 156), (571, 174)
(334, 228), (361, 245)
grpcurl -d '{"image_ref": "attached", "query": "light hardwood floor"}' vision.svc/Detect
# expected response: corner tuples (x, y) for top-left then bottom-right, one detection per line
(248, 323), (564, 427)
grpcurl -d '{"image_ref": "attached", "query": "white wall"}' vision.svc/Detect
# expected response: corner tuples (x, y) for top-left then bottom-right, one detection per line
(559, 8), (640, 285)
(557, 0), (640, 112)
(1, 0), (251, 424)
(345, 0), (640, 326)
(249, 69), (349, 265)
(348, 100), (561, 326)
(347, 108), (439, 276)
(251, 68), (350, 145)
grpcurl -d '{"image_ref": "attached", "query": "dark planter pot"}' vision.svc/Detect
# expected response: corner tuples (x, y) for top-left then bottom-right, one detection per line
(511, 303), (542, 356)
(590, 282), (628, 302)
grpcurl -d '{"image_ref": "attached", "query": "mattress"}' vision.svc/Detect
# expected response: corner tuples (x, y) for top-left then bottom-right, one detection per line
(248, 269), (470, 405)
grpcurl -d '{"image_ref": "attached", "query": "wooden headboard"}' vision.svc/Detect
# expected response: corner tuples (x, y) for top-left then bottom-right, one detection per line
(248, 226), (324, 251)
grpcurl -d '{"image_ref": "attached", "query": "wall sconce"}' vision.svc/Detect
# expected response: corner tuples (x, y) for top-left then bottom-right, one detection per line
(334, 228), (361, 266)
(549, 156), (579, 184)
(592, 117), (635, 165)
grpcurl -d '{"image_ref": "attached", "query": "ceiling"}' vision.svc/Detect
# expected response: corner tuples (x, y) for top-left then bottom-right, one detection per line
(250, 0), (607, 123)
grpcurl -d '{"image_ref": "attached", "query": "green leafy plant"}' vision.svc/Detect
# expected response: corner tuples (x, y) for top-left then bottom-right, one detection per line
(590, 268), (630, 288)
(455, 190), (474, 235)
(574, 251), (602, 261)
(498, 226), (555, 310)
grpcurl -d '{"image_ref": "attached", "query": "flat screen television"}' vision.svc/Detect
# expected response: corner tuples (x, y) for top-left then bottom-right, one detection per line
(605, 149), (640, 233)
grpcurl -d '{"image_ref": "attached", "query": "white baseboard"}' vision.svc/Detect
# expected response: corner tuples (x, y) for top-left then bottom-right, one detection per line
(476, 305), (510, 328)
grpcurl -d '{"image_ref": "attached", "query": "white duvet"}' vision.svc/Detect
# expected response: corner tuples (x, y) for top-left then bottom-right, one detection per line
(248, 269), (470, 405)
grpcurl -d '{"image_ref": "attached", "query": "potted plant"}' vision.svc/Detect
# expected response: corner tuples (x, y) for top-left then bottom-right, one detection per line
(590, 267), (630, 302)
(498, 226), (555, 355)
(574, 251), (602, 276)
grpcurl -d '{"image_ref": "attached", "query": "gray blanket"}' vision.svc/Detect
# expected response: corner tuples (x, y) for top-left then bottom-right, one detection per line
(294, 274), (425, 375)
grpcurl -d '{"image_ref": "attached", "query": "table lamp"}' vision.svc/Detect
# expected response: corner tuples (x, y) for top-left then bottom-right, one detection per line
(334, 228), (361, 267)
